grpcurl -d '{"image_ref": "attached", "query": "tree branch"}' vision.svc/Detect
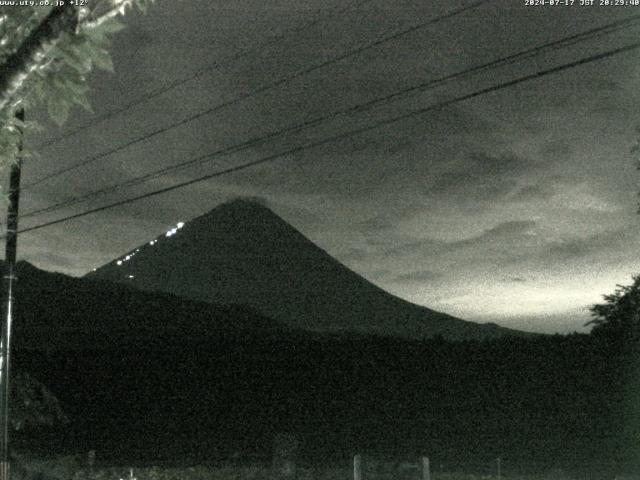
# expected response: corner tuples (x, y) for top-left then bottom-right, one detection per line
(83, 0), (135, 29)
(0, 4), (78, 113)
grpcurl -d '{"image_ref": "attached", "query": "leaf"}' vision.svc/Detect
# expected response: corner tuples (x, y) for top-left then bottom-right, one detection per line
(0, 0), (145, 137)
(136, 0), (149, 14)
(47, 73), (94, 114)
(56, 44), (92, 74)
(82, 17), (126, 43)
(19, 119), (41, 133)
(73, 37), (114, 72)
(96, 18), (126, 35)
(90, 46), (114, 72)
(47, 96), (70, 126)
(72, 90), (94, 113)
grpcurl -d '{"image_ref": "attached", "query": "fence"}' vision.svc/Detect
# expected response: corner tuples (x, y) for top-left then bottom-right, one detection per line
(353, 454), (432, 480)
(73, 449), (640, 480)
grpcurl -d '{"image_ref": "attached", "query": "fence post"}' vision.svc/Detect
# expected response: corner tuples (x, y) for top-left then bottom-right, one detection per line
(497, 457), (501, 480)
(354, 454), (362, 480)
(422, 457), (430, 480)
(87, 450), (95, 474)
(272, 433), (298, 478)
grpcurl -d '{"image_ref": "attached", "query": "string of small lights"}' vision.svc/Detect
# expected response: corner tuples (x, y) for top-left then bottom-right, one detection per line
(12, 39), (640, 239)
(20, 13), (640, 221)
(110, 220), (185, 268)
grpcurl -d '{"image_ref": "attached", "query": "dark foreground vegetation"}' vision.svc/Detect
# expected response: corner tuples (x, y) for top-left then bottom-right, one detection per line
(11, 329), (640, 476)
(5, 264), (640, 477)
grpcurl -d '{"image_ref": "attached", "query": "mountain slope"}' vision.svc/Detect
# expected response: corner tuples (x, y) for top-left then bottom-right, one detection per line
(87, 199), (522, 340)
(9, 261), (291, 350)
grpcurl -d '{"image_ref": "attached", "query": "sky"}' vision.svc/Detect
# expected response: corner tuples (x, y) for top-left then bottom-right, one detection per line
(10, 0), (640, 333)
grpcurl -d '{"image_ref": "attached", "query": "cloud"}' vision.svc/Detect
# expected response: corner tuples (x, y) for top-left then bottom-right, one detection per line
(539, 139), (572, 159)
(24, 251), (79, 273)
(430, 151), (521, 191)
(391, 270), (442, 283)
(551, 186), (621, 213)
(355, 214), (396, 234)
(545, 239), (592, 262)
(338, 247), (371, 263)
(382, 220), (540, 270)
(502, 276), (527, 283)
(584, 78), (620, 93)
(425, 151), (544, 209)
(508, 183), (553, 202)
(477, 220), (537, 239)
(542, 226), (634, 264)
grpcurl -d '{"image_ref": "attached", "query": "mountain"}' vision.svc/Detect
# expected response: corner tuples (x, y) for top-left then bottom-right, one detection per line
(86, 199), (523, 340)
(8, 260), (292, 351)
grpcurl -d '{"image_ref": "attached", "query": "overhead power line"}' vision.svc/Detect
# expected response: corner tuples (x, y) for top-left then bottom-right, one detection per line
(14, 39), (640, 237)
(35, 0), (376, 150)
(21, 14), (640, 220)
(24, 0), (490, 190)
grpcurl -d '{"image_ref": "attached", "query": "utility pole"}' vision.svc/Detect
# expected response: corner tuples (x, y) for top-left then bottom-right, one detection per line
(0, 108), (24, 480)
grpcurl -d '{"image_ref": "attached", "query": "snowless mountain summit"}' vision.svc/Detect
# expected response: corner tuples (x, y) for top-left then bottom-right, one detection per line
(87, 198), (523, 340)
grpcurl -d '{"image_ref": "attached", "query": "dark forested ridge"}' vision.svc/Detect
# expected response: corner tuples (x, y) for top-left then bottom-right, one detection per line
(13, 329), (639, 475)
(5, 261), (639, 475)
(9, 260), (294, 350)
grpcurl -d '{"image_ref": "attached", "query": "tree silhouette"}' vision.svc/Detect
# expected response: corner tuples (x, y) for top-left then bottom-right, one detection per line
(588, 275), (640, 342)
(0, 1), (154, 171)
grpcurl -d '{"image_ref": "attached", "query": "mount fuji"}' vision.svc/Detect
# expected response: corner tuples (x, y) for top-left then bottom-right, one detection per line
(86, 199), (523, 340)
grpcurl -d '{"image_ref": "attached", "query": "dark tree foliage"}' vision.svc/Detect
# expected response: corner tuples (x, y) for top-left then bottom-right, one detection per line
(5, 262), (639, 474)
(0, 1), (154, 173)
(587, 275), (640, 468)
(589, 275), (640, 342)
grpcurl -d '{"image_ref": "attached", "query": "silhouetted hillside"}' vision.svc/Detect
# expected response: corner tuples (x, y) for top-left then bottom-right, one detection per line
(8, 260), (293, 350)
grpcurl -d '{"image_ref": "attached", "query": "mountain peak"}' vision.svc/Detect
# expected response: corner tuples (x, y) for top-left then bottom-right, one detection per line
(218, 196), (271, 211)
(87, 201), (524, 340)
(198, 197), (290, 231)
